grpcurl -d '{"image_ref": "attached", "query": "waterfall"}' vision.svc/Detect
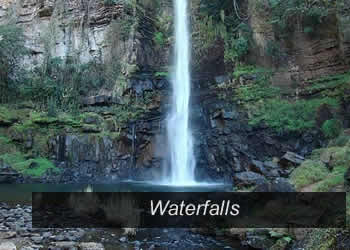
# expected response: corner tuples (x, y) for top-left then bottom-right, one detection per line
(167, 0), (196, 185)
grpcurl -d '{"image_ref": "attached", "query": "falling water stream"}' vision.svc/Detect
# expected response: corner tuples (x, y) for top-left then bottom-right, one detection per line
(167, 0), (196, 185)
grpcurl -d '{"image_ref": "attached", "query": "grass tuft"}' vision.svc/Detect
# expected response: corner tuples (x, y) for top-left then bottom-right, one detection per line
(290, 160), (329, 190)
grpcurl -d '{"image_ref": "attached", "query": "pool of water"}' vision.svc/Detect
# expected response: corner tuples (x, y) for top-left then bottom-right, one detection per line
(0, 181), (233, 204)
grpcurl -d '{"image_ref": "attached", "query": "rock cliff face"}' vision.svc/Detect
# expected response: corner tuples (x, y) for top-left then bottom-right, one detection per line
(0, 0), (170, 72)
(1, 0), (349, 184)
(1, 1), (349, 82)
(247, 0), (350, 87)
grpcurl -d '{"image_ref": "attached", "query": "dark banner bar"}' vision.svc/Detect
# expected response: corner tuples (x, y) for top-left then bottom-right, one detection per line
(32, 192), (346, 228)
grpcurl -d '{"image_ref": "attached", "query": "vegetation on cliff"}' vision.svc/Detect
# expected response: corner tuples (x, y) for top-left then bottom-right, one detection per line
(218, 65), (349, 136)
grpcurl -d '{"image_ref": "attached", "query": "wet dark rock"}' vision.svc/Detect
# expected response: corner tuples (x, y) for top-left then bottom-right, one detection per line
(315, 104), (333, 127)
(154, 79), (169, 89)
(25, 135), (34, 149)
(233, 171), (267, 188)
(29, 162), (39, 169)
(38, 6), (53, 17)
(249, 160), (268, 175)
(215, 75), (230, 84)
(222, 110), (238, 120)
(81, 125), (102, 133)
(83, 115), (101, 125)
(253, 178), (296, 192)
(263, 161), (279, 170)
(83, 95), (120, 106)
(31, 236), (44, 244)
(54, 235), (65, 241)
(0, 117), (17, 126)
(279, 152), (304, 167)
(244, 230), (275, 249)
(0, 161), (19, 184)
(128, 78), (154, 96)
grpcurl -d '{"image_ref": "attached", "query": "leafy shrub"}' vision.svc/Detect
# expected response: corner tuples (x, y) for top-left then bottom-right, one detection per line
(193, 1), (251, 66)
(154, 32), (165, 46)
(0, 135), (16, 155)
(322, 119), (343, 139)
(225, 36), (250, 62)
(267, 0), (330, 37)
(305, 71), (350, 98)
(233, 65), (270, 79)
(236, 81), (280, 103)
(232, 65), (341, 133)
(328, 132), (350, 147)
(21, 57), (118, 113)
(250, 98), (339, 133)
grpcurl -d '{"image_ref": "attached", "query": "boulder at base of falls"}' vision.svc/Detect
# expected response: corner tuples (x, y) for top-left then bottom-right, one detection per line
(249, 160), (280, 178)
(233, 171), (267, 188)
(278, 152), (304, 167)
(253, 178), (296, 192)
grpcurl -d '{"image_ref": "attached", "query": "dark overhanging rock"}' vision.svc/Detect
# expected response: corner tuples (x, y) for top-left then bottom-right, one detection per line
(279, 152), (304, 168)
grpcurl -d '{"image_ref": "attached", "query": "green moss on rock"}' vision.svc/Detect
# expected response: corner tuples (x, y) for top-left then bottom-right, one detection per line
(0, 152), (26, 165)
(81, 124), (102, 133)
(0, 106), (19, 126)
(290, 160), (329, 190)
(0, 152), (58, 177)
(82, 112), (103, 125)
(12, 157), (58, 177)
(31, 112), (58, 125)
(290, 131), (350, 192)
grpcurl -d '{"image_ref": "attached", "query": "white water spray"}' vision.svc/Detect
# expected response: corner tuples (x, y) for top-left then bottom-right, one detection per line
(167, 0), (196, 185)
